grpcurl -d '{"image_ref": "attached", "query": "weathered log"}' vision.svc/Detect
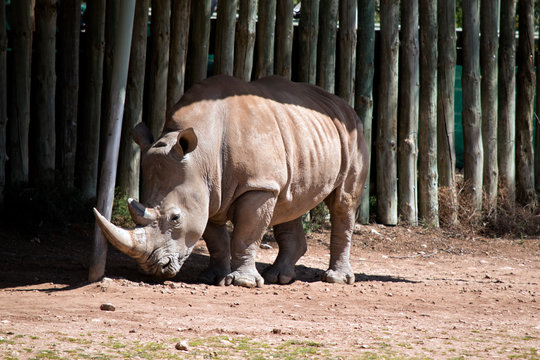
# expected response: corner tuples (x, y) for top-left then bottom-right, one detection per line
(437, 0), (457, 224)
(497, 0), (516, 202)
(275, 0), (294, 79)
(215, 0), (237, 76)
(297, 0), (319, 84)
(56, 0), (80, 189)
(234, 0), (257, 81)
(89, 0), (136, 283)
(147, 0), (171, 140)
(376, 0), (399, 225)
(187, 0), (211, 87)
(118, 0), (150, 200)
(356, 0), (375, 224)
(9, 0), (34, 185)
(418, 0), (438, 227)
(0, 0), (6, 206)
(34, 0), (57, 184)
(398, 0), (419, 225)
(461, 0), (483, 211)
(167, 0), (191, 108)
(336, 0), (356, 105)
(480, 0), (499, 209)
(316, 0), (337, 93)
(255, 0), (276, 79)
(76, 0), (106, 200)
(515, 0), (536, 206)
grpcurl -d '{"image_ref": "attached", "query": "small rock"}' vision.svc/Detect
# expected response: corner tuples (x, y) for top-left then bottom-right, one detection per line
(260, 243), (272, 249)
(175, 340), (189, 351)
(100, 303), (116, 311)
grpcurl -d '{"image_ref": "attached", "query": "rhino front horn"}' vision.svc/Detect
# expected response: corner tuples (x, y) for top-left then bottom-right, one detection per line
(93, 208), (148, 259)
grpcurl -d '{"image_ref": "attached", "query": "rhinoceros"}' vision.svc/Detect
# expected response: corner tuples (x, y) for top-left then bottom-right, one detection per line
(94, 75), (368, 288)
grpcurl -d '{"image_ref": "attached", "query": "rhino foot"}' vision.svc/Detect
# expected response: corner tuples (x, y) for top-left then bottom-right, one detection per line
(225, 269), (264, 288)
(263, 265), (296, 285)
(198, 265), (230, 286)
(323, 268), (355, 285)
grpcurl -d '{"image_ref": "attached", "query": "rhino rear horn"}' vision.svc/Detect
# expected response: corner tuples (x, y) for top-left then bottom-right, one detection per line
(128, 198), (157, 226)
(132, 123), (154, 153)
(93, 208), (148, 259)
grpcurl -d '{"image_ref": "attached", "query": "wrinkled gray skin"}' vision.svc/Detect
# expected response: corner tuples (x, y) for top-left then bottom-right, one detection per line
(94, 75), (368, 288)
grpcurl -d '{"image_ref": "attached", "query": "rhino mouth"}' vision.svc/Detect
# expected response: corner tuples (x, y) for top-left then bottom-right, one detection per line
(139, 250), (191, 278)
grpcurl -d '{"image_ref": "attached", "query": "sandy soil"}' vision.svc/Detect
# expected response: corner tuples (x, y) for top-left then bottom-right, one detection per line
(1, 223), (539, 359)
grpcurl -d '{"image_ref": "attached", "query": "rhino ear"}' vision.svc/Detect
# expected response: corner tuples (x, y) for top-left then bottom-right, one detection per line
(132, 123), (154, 153)
(176, 128), (198, 155)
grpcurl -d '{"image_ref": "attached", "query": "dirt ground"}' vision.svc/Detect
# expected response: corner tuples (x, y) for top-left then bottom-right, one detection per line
(1, 222), (539, 359)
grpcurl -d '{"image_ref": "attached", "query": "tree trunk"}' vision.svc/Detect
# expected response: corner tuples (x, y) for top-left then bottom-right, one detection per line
(215, 0), (237, 76)
(56, 0), (81, 189)
(90, 0), (136, 283)
(0, 0), (7, 206)
(461, 0), (483, 211)
(297, 0), (318, 84)
(437, 0), (457, 225)
(480, 0), (499, 209)
(34, 0), (57, 185)
(418, 0), (438, 226)
(398, 0), (419, 225)
(167, 0), (191, 109)
(275, 0), (294, 79)
(356, 0), (375, 224)
(497, 0), (516, 203)
(376, 0), (399, 225)
(147, 0), (170, 140)
(76, 0), (106, 200)
(336, 0), (356, 105)
(9, 0), (34, 185)
(515, 0), (535, 206)
(118, 0), (150, 200)
(316, 0), (337, 93)
(187, 0), (211, 87)
(234, 0), (257, 81)
(255, 0), (276, 79)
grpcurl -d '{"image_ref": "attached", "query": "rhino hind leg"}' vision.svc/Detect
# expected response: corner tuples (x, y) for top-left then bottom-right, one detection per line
(322, 192), (357, 285)
(263, 217), (307, 284)
(225, 191), (277, 288)
(200, 222), (231, 286)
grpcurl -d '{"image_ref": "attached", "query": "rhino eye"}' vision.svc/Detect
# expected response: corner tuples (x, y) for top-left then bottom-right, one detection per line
(169, 212), (181, 224)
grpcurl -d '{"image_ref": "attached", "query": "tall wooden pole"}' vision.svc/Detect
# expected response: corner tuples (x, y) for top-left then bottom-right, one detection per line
(34, 0), (57, 185)
(0, 0), (6, 207)
(437, 0), (457, 224)
(398, 0), (419, 225)
(147, 0), (171, 140)
(89, 0), (136, 282)
(480, 0), (499, 209)
(317, 0), (338, 93)
(57, 0), (81, 189)
(497, 0), (516, 202)
(76, 0), (106, 200)
(9, 0), (34, 185)
(234, 0), (257, 81)
(118, 0), (150, 200)
(255, 0), (276, 78)
(187, 0), (211, 87)
(515, 0), (536, 206)
(418, 0), (438, 226)
(215, 0), (237, 76)
(336, 0), (356, 104)
(168, 0), (191, 108)
(376, 0), (399, 225)
(275, 0), (294, 80)
(356, 0), (375, 224)
(297, 0), (319, 84)
(462, 0), (483, 211)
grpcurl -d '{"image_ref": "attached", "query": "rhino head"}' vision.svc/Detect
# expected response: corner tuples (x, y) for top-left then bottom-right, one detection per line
(93, 123), (209, 278)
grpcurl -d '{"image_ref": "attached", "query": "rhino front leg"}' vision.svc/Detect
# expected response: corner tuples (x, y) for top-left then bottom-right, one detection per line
(225, 191), (276, 288)
(200, 222), (231, 286)
(263, 217), (307, 284)
(323, 195), (356, 284)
